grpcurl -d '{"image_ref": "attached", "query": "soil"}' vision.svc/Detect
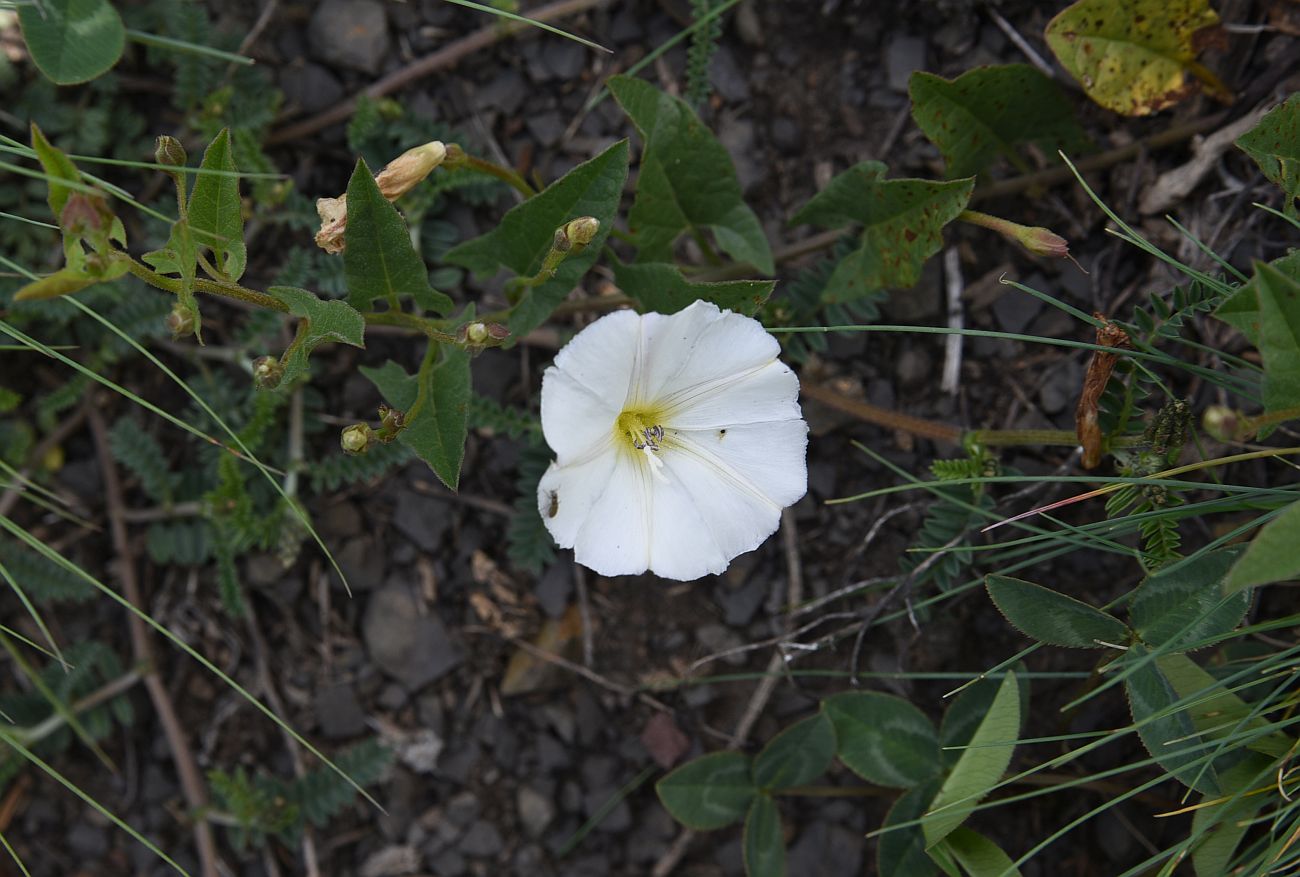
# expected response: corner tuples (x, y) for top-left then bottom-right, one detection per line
(4, 0), (1299, 876)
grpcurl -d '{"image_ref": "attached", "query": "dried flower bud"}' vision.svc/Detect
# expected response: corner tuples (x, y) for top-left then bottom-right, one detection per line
(155, 135), (187, 168)
(252, 355), (284, 390)
(341, 423), (374, 455)
(166, 302), (196, 339)
(457, 321), (510, 353)
(314, 142), (446, 254)
(378, 404), (405, 435)
(1202, 405), (1241, 442)
(375, 141), (447, 201)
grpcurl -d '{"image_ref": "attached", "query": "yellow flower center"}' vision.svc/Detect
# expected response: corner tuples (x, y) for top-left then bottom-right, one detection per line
(615, 407), (668, 455)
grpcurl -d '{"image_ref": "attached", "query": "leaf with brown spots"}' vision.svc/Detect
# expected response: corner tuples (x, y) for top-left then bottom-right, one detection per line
(1075, 315), (1132, 469)
(1237, 93), (1300, 218)
(789, 162), (973, 303)
(1046, 0), (1232, 117)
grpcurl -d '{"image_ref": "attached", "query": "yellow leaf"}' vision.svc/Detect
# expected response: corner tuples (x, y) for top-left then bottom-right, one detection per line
(1046, 0), (1232, 116)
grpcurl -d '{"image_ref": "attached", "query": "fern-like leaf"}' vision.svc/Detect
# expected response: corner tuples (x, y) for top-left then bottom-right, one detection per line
(507, 443), (556, 574)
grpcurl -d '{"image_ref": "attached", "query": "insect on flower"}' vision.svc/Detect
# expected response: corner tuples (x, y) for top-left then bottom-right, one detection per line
(537, 300), (808, 581)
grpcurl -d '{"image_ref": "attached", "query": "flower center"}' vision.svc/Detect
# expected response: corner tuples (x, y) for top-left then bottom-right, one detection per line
(616, 409), (667, 453)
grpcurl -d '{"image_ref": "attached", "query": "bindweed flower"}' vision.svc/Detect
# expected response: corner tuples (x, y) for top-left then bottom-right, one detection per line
(537, 300), (808, 581)
(315, 140), (447, 253)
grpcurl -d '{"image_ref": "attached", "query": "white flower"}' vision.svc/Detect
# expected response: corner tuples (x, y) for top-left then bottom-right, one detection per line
(537, 300), (808, 581)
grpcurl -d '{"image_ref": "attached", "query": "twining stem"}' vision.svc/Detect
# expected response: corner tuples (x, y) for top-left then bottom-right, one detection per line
(462, 154), (536, 198)
(361, 310), (457, 342)
(121, 254), (288, 312)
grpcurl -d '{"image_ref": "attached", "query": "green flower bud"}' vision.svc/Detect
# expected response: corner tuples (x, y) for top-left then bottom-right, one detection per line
(155, 135), (187, 168)
(166, 303), (196, 339)
(340, 423), (374, 455)
(1202, 405), (1241, 442)
(252, 355), (284, 390)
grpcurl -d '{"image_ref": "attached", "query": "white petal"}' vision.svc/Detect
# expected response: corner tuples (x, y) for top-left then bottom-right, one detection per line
(571, 453), (653, 577)
(550, 309), (640, 408)
(644, 467), (731, 580)
(670, 418), (808, 516)
(665, 360), (802, 430)
(537, 449), (618, 550)
(639, 301), (783, 408)
(540, 368), (619, 462)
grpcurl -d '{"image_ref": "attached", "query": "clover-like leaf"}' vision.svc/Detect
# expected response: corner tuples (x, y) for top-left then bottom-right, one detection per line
(751, 712), (835, 791)
(1156, 652), (1293, 758)
(823, 691), (940, 788)
(360, 346), (470, 490)
(1123, 645), (1220, 794)
(790, 162), (972, 302)
(1045, 0), (1229, 116)
(446, 140), (627, 336)
(655, 751), (755, 831)
(909, 65), (1088, 179)
(608, 75), (773, 274)
(613, 260), (774, 316)
(986, 575), (1130, 648)
(743, 795), (785, 877)
(17, 0), (125, 85)
(345, 158), (454, 316)
(267, 286), (366, 386)
(879, 779), (942, 877)
(923, 670), (1021, 847)
(937, 827), (1023, 877)
(1130, 548), (1250, 651)
(187, 129), (247, 281)
(1237, 94), (1300, 217)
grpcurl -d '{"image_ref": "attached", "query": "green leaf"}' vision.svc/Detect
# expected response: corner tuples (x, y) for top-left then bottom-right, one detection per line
(1156, 652), (1293, 759)
(938, 827), (1023, 877)
(655, 751), (755, 830)
(266, 286), (366, 386)
(608, 75), (773, 274)
(790, 162), (972, 301)
(17, 0), (125, 85)
(445, 140), (627, 336)
(1225, 499), (1300, 593)
(985, 574), (1130, 648)
(923, 670), (1021, 847)
(1237, 93), (1300, 216)
(742, 794), (785, 877)
(1214, 250), (1300, 346)
(1045, 0), (1227, 116)
(1123, 644), (1219, 794)
(908, 65), (1087, 178)
(1252, 261), (1300, 414)
(360, 346), (471, 490)
(1191, 754), (1273, 877)
(751, 712), (836, 791)
(30, 123), (81, 220)
(822, 691), (940, 788)
(344, 158), (453, 315)
(613, 260), (774, 316)
(1129, 548), (1250, 651)
(13, 265), (99, 301)
(188, 129), (247, 281)
(938, 674), (1027, 771)
(878, 779), (941, 877)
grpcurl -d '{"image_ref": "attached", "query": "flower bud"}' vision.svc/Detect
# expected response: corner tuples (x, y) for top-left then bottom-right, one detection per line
(378, 404), (405, 435)
(1202, 405), (1241, 442)
(155, 135), (187, 168)
(375, 141), (447, 201)
(466, 321), (490, 344)
(252, 355), (284, 390)
(340, 423), (374, 455)
(166, 302), (196, 339)
(1015, 225), (1070, 259)
(564, 216), (600, 248)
